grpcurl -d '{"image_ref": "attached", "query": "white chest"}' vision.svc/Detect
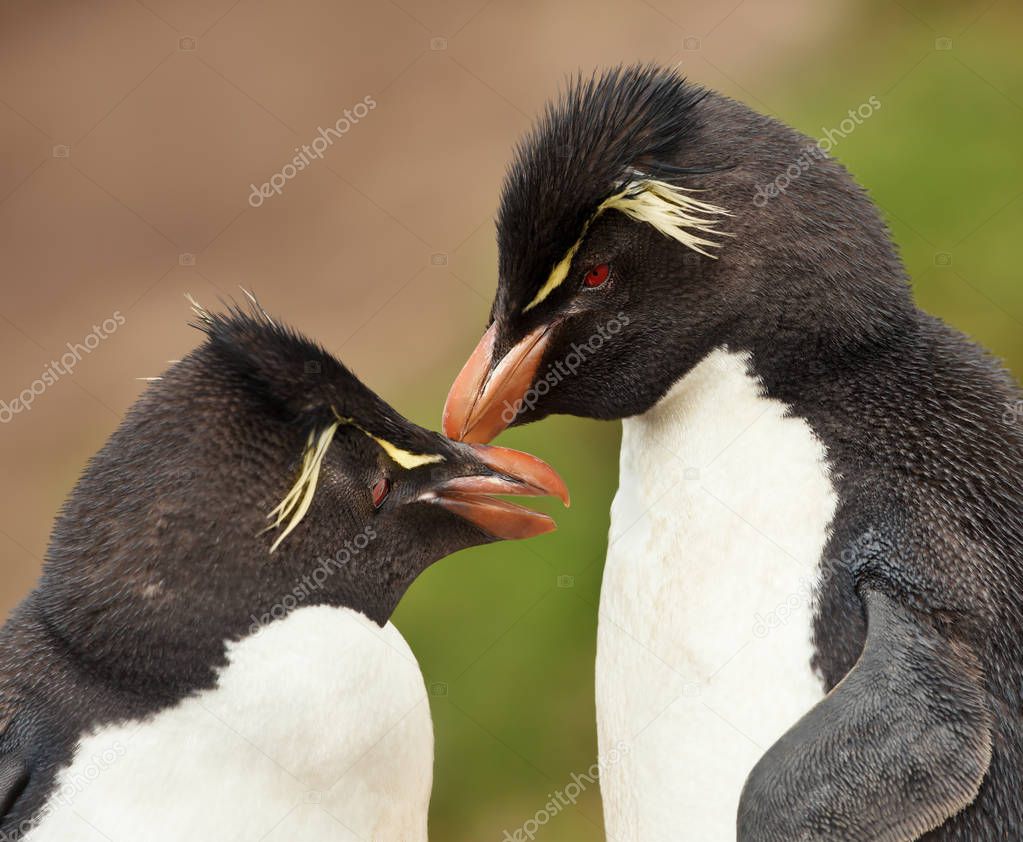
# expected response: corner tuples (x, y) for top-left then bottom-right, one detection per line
(596, 348), (838, 842)
(27, 606), (433, 842)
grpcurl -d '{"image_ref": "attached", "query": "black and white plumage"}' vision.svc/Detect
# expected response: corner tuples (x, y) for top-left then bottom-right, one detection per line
(443, 65), (1023, 840)
(0, 303), (566, 841)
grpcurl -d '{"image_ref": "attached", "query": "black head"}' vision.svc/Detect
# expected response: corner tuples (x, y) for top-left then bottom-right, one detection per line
(444, 64), (912, 441)
(36, 301), (566, 690)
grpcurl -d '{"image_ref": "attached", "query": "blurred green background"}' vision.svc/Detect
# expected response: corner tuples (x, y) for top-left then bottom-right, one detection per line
(1, 1), (1020, 840)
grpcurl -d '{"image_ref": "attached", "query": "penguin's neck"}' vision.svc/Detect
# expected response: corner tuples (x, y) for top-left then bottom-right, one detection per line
(597, 346), (839, 840)
(34, 540), (404, 702)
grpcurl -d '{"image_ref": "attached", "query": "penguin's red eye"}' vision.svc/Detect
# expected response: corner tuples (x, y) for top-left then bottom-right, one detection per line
(371, 477), (391, 508)
(583, 263), (610, 288)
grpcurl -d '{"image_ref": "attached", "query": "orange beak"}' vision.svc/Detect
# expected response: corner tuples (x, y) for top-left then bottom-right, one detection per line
(430, 443), (569, 539)
(442, 324), (552, 444)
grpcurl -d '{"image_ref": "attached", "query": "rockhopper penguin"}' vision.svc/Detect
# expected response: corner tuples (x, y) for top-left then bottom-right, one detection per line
(0, 301), (568, 841)
(442, 65), (1023, 840)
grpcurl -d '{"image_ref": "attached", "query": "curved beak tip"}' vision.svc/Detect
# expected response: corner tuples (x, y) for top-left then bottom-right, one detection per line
(428, 443), (569, 541)
(469, 443), (570, 507)
(443, 324), (550, 445)
(531, 515), (558, 537)
(431, 492), (558, 541)
(441, 408), (459, 441)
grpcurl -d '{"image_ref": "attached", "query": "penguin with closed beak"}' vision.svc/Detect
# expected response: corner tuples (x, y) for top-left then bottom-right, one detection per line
(443, 65), (1023, 840)
(0, 300), (568, 842)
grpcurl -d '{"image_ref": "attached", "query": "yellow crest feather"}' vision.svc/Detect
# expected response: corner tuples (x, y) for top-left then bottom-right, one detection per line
(369, 435), (444, 470)
(266, 421), (339, 553)
(523, 178), (730, 312)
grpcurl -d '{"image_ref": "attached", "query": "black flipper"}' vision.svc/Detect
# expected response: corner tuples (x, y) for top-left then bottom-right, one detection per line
(0, 753), (27, 822)
(737, 590), (992, 842)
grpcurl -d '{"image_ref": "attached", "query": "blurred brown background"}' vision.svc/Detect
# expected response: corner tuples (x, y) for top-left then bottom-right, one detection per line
(1, 1), (1021, 839)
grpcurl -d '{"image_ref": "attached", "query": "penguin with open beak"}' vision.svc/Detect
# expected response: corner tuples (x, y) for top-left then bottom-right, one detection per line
(444, 65), (1022, 840)
(0, 300), (567, 841)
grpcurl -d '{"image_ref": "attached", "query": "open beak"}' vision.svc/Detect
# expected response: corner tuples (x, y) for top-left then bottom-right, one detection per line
(442, 323), (552, 444)
(428, 443), (569, 540)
